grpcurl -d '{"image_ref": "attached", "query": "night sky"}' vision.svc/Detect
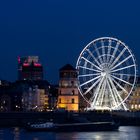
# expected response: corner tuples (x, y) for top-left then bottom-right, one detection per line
(0, 0), (140, 84)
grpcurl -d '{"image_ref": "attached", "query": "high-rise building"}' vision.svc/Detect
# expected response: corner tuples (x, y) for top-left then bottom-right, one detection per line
(57, 64), (79, 111)
(18, 56), (43, 80)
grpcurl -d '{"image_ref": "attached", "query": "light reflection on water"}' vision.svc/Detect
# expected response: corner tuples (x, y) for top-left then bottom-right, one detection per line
(0, 126), (139, 140)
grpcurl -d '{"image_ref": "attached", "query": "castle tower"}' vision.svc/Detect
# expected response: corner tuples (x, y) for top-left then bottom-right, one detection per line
(57, 64), (79, 111)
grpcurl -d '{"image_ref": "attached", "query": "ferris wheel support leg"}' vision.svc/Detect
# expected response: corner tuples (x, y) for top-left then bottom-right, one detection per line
(108, 76), (128, 110)
(90, 77), (105, 109)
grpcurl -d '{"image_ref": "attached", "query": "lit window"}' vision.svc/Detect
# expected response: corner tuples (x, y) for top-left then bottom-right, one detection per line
(63, 81), (68, 87)
(135, 104), (137, 109)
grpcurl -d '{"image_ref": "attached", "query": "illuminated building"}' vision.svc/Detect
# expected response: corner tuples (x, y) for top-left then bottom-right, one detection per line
(18, 56), (43, 80)
(22, 86), (49, 111)
(21, 80), (50, 112)
(57, 64), (79, 111)
(122, 77), (140, 111)
(0, 79), (57, 112)
(127, 77), (140, 111)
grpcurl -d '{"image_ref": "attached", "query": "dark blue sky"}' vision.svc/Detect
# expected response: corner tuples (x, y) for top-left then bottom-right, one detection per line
(0, 0), (140, 84)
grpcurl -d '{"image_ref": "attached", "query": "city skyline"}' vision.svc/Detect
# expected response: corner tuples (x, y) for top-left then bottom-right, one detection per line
(0, 1), (140, 84)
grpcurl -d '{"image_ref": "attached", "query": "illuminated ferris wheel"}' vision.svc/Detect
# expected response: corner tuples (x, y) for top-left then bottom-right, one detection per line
(76, 37), (137, 110)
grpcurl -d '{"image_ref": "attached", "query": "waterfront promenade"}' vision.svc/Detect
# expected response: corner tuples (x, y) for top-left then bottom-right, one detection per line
(0, 111), (140, 127)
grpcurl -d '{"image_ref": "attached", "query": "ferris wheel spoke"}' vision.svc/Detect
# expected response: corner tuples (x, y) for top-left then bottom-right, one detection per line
(108, 78), (124, 105)
(90, 77), (105, 107)
(98, 78), (107, 106)
(81, 57), (102, 71)
(86, 49), (102, 68)
(108, 76), (128, 110)
(78, 66), (101, 73)
(78, 73), (100, 78)
(101, 80), (108, 106)
(111, 74), (133, 86)
(111, 64), (135, 73)
(107, 40), (112, 63)
(108, 77), (121, 106)
(111, 77), (129, 95)
(106, 79), (118, 107)
(112, 73), (134, 77)
(94, 44), (103, 64)
(108, 42), (120, 65)
(109, 47), (127, 68)
(111, 55), (132, 70)
(83, 77), (101, 95)
(80, 75), (101, 87)
(101, 40), (106, 62)
(95, 77), (108, 107)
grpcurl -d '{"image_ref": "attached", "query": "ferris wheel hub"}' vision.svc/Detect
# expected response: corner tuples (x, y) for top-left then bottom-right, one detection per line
(101, 66), (110, 77)
(101, 71), (106, 77)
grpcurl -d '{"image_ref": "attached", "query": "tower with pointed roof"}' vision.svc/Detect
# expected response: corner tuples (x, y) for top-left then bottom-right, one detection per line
(57, 64), (79, 111)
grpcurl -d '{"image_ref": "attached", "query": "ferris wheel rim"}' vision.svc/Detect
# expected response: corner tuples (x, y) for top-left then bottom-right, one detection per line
(76, 37), (132, 68)
(76, 37), (137, 110)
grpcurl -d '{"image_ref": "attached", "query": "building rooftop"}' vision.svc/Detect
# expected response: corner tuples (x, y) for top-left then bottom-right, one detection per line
(59, 64), (76, 71)
(14, 80), (50, 89)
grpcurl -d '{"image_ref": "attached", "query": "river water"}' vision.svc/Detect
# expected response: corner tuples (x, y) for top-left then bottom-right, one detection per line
(0, 126), (140, 140)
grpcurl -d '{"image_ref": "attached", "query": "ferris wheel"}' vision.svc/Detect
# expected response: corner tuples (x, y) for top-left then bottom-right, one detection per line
(76, 37), (137, 110)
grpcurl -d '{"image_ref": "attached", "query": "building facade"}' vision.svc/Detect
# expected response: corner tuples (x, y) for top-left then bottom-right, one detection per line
(57, 64), (79, 111)
(127, 84), (140, 111)
(21, 80), (50, 112)
(22, 85), (49, 111)
(0, 81), (23, 112)
(18, 56), (43, 80)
